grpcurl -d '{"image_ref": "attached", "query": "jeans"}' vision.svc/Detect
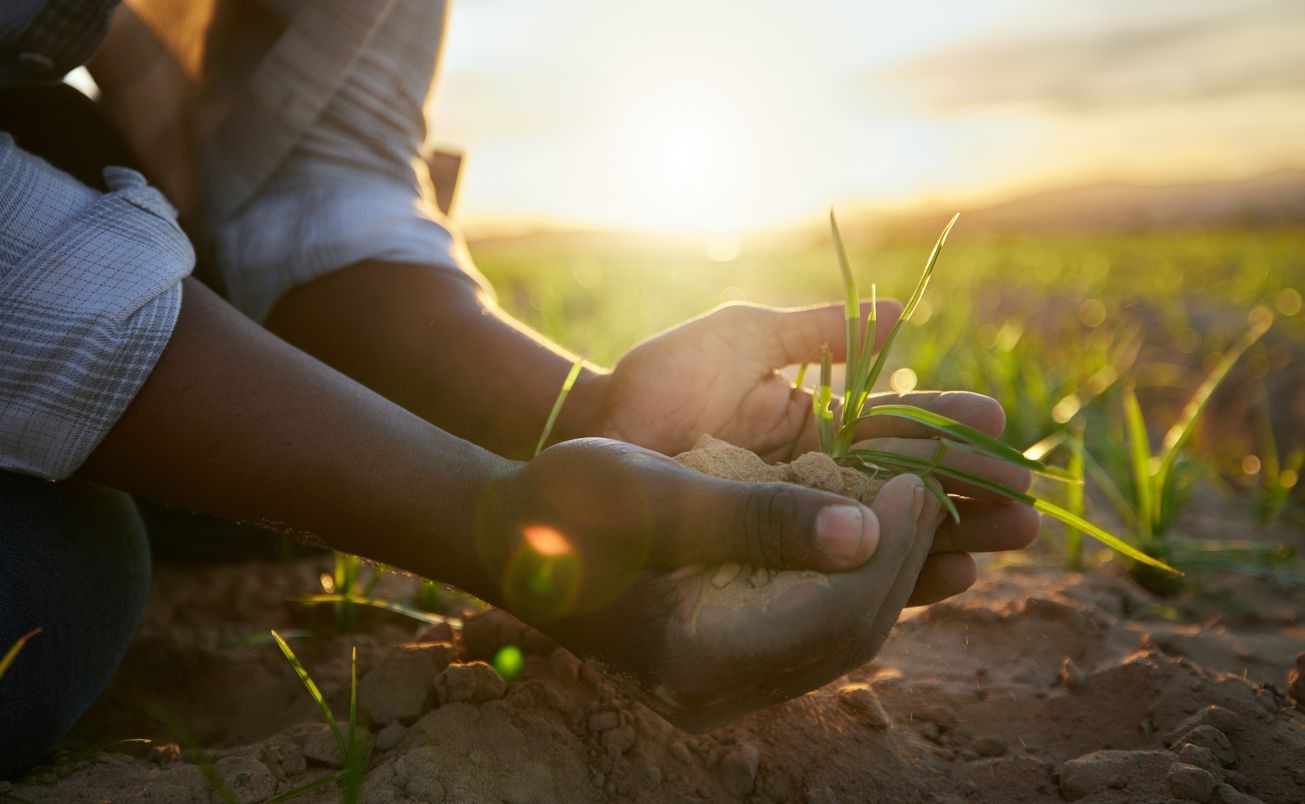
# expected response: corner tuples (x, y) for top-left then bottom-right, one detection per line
(0, 471), (150, 779)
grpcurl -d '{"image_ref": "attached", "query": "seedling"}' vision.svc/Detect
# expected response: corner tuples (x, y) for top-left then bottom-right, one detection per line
(266, 631), (371, 803)
(816, 211), (1178, 575)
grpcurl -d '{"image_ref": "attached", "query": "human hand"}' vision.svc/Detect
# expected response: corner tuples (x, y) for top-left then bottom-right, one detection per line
(471, 438), (941, 731)
(593, 301), (1039, 607)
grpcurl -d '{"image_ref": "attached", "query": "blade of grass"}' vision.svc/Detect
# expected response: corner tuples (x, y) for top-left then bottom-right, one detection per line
(859, 404), (1049, 474)
(1123, 386), (1155, 543)
(829, 209), (862, 412)
(1065, 423), (1086, 571)
(271, 630), (344, 755)
(861, 213), (958, 395)
(291, 594), (463, 628)
(0, 627), (41, 682)
(814, 346), (835, 454)
(847, 448), (1181, 575)
(342, 646), (365, 804)
(535, 359), (585, 456)
(1154, 318), (1270, 498)
(265, 771), (349, 803)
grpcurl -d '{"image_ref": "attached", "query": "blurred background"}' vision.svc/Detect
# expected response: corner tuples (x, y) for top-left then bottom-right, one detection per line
(430, 0), (1303, 575)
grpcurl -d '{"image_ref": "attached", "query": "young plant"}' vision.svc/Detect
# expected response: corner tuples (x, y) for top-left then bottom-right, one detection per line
(1083, 318), (1284, 589)
(1252, 387), (1303, 526)
(321, 553), (385, 632)
(266, 631), (371, 803)
(816, 211), (1178, 576)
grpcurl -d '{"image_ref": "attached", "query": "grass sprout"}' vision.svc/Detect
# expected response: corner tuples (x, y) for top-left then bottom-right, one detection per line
(267, 632), (370, 803)
(819, 210), (1179, 576)
(536, 359), (585, 456)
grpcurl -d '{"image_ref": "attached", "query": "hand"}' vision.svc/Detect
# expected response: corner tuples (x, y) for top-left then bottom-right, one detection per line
(471, 438), (941, 731)
(593, 301), (1039, 606)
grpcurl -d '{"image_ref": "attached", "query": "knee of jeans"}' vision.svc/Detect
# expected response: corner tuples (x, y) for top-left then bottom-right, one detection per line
(0, 474), (150, 779)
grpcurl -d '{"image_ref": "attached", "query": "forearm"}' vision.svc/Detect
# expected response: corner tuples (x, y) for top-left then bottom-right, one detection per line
(80, 278), (507, 593)
(264, 261), (610, 458)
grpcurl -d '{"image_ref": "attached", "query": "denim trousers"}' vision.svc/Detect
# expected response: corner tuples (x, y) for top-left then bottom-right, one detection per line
(0, 472), (150, 779)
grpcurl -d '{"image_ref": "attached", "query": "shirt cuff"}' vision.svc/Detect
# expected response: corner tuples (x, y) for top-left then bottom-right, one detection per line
(0, 141), (193, 480)
(215, 166), (492, 323)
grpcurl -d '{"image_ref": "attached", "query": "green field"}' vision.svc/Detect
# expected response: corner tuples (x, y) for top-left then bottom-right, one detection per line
(471, 226), (1305, 575)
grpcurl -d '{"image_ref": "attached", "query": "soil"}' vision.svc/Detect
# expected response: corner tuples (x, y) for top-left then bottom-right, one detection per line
(8, 442), (1305, 803)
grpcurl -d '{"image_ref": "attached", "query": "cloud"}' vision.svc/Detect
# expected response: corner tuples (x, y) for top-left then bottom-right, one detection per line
(872, 1), (1305, 111)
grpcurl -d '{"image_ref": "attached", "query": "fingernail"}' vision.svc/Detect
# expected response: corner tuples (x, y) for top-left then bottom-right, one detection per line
(913, 484), (926, 518)
(816, 504), (878, 563)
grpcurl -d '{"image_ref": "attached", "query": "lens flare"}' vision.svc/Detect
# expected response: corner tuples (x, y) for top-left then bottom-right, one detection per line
(502, 525), (583, 620)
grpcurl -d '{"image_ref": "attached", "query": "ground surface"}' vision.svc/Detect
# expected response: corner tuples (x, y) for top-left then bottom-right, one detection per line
(6, 484), (1304, 803)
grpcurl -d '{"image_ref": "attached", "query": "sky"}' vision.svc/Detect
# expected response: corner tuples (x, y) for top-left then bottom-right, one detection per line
(430, 0), (1305, 233)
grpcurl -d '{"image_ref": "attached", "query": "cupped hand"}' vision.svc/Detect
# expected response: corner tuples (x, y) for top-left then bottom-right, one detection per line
(472, 438), (941, 731)
(594, 301), (1039, 607)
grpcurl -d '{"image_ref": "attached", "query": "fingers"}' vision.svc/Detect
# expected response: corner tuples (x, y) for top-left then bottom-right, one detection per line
(659, 473), (882, 573)
(906, 552), (978, 606)
(853, 391), (1007, 439)
(931, 499), (1040, 554)
(712, 300), (903, 369)
(851, 436), (1032, 501)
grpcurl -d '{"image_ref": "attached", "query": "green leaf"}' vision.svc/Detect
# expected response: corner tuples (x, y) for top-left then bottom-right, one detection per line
(861, 214), (958, 409)
(290, 594), (463, 628)
(859, 403), (1048, 473)
(0, 627), (40, 682)
(536, 359), (585, 456)
(1123, 386), (1155, 542)
(847, 448), (1181, 575)
(266, 771), (348, 803)
(271, 630), (344, 756)
(1154, 319), (1270, 498)
(814, 346), (836, 454)
(828, 209), (862, 408)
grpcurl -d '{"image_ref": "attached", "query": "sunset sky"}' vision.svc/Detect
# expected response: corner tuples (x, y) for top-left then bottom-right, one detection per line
(431, 0), (1305, 234)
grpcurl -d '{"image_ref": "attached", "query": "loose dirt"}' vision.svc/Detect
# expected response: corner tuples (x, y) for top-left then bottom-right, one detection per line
(8, 441), (1305, 803)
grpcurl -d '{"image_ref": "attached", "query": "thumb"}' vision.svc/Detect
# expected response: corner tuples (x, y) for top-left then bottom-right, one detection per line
(658, 475), (882, 572)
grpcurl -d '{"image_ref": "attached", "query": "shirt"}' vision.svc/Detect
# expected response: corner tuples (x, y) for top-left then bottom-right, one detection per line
(1, 0), (486, 479)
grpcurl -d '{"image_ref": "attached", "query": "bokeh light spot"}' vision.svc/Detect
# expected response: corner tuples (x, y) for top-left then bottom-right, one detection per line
(493, 645), (525, 680)
(890, 367), (918, 393)
(1078, 298), (1107, 328)
(1241, 455), (1262, 475)
(525, 525), (572, 557)
(1275, 288), (1301, 316)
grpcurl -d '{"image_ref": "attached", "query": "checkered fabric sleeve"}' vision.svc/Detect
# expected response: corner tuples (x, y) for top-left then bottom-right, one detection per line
(0, 133), (192, 479)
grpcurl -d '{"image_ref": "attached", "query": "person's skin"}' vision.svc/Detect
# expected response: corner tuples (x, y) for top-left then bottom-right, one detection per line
(76, 278), (952, 728)
(266, 261), (1040, 606)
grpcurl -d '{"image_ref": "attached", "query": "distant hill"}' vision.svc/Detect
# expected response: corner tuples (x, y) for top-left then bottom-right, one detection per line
(889, 170), (1305, 235)
(465, 170), (1305, 250)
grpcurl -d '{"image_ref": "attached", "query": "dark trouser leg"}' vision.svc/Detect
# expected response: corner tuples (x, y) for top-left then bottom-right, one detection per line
(0, 472), (150, 780)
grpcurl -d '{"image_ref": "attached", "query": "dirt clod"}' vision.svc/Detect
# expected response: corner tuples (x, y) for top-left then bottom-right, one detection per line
(1172, 725), (1236, 768)
(213, 755), (276, 803)
(719, 743), (761, 796)
(434, 661), (507, 705)
(1169, 761), (1218, 802)
(1058, 749), (1171, 801)
(836, 683), (891, 730)
(360, 642), (453, 724)
(1288, 653), (1305, 708)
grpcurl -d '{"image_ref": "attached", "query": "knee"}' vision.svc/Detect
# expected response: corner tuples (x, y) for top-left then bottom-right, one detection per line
(0, 473), (150, 779)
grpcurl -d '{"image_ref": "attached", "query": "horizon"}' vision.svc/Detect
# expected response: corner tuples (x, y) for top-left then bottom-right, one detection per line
(433, 0), (1305, 236)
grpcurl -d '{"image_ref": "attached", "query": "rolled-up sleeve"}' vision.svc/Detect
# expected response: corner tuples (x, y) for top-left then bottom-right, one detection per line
(208, 0), (490, 323)
(0, 134), (192, 480)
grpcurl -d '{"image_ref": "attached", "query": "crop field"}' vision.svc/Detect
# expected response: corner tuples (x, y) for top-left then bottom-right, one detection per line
(10, 225), (1305, 802)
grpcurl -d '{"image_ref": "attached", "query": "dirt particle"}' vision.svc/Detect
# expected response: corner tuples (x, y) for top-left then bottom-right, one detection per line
(1171, 725), (1235, 768)
(213, 755), (276, 803)
(301, 723), (344, 767)
(1175, 743), (1219, 773)
(710, 563), (742, 588)
(1168, 761), (1217, 803)
(435, 661), (507, 705)
(360, 642), (452, 724)
(719, 743), (761, 797)
(547, 646), (582, 683)
(587, 710), (620, 733)
(1058, 749), (1172, 801)
(374, 721), (407, 752)
(836, 684), (891, 730)
(1059, 657), (1086, 692)
(973, 736), (1007, 757)
(602, 725), (636, 758)
(1213, 783), (1268, 804)
(670, 741), (693, 765)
